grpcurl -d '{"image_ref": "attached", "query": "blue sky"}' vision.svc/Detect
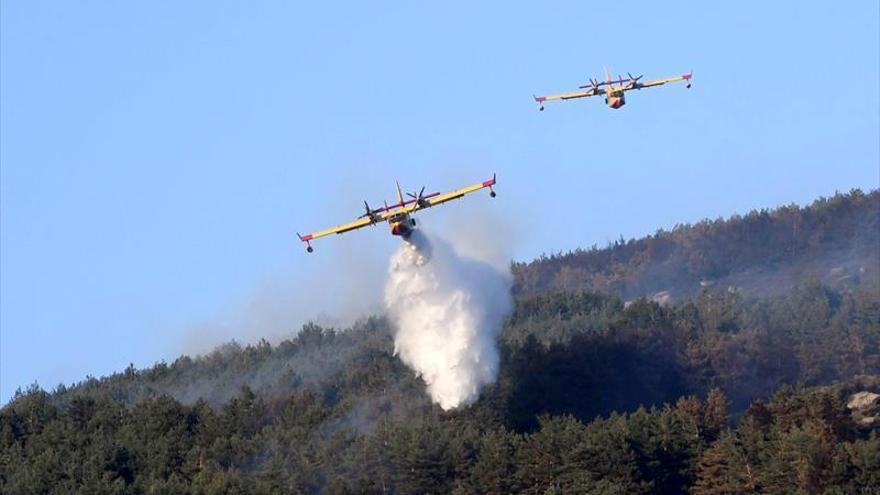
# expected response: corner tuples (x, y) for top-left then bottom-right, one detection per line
(2, 1), (878, 403)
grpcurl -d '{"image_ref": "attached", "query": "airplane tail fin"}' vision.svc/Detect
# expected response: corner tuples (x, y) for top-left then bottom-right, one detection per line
(395, 181), (404, 204)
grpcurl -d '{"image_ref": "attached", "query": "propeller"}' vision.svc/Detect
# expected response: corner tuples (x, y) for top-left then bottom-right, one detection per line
(359, 201), (380, 223)
(578, 78), (602, 91)
(406, 186), (430, 207)
(625, 72), (643, 90)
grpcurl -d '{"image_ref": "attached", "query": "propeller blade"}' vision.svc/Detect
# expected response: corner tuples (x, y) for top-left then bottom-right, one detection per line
(581, 78), (597, 89)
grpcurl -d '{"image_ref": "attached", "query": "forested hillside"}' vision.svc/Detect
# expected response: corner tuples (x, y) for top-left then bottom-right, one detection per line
(2, 190), (879, 493)
(3, 282), (879, 493)
(514, 189), (879, 301)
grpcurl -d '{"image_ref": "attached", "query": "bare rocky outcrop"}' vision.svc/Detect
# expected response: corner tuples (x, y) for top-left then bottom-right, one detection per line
(651, 290), (673, 306)
(847, 391), (880, 426)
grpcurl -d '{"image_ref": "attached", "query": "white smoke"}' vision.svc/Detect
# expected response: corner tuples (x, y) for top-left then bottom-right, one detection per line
(383, 230), (512, 410)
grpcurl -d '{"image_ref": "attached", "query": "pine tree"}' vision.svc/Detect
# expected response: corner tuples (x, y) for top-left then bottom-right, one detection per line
(466, 429), (520, 495)
(515, 415), (593, 494)
(391, 421), (453, 495)
(692, 431), (756, 495)
(704, 388), (730, 441)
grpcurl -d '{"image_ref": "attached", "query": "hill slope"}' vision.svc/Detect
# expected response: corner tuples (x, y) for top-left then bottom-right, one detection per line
(513, 189), (880, 301)
(2, 189), (879, 493)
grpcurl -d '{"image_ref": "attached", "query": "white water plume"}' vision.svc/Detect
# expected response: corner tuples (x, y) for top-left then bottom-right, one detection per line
(383, 230), (512, 410)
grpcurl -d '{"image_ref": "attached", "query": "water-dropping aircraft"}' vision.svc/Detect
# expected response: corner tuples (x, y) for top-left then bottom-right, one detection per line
(297, 175), (496, 252)
(534, 67), (692, 111)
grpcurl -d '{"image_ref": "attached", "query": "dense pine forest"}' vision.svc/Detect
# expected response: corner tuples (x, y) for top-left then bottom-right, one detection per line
(2, 189), (879, 494)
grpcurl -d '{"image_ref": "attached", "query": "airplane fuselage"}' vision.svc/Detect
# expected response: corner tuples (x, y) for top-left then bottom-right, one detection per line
(388, 212), (416, 238)
(605, 91), (626, 109)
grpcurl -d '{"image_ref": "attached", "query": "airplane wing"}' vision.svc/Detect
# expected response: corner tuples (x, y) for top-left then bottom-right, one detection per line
(420, 174), (497, 209)
(535, 87), (603, 107)
(297, 216), (375, 248)
(628, 71), (692, 90)
(392, 175), (497, 215)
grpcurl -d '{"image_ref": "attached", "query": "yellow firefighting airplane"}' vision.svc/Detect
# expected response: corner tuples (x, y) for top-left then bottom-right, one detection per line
(534, 68), (692, 111)
(297, 175), (496, 252)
